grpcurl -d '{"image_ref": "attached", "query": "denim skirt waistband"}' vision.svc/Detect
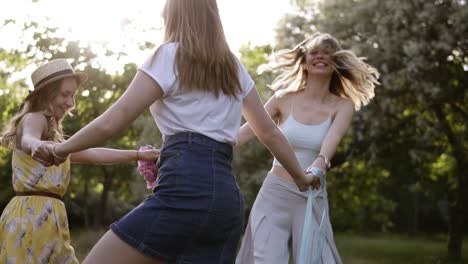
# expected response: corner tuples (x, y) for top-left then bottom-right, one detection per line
(163, 132), (232, 158)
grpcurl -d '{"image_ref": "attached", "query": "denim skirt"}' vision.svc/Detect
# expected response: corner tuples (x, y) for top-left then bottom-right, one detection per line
(111, 132), (244, 263)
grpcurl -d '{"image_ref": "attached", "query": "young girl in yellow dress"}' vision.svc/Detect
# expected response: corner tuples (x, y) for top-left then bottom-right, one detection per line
(0, 59), (159, 264)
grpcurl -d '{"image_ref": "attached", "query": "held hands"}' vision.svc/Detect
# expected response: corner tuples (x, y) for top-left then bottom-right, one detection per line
(296, 169), (321, 192)
(137, 145), (160, 190)
(48, 143), (69, 166)
(31, 141), (55, 167)
(295, 166), (324, 192)
(306, 166), (324, 190)
(296, 173), (311, 192)
(310, 157), (328, 173)
(31, 141), (68, 167)
(137, 147), (160, 161)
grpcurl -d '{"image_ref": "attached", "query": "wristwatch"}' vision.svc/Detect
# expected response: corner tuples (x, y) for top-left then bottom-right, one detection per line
(317, 154), (331, 170)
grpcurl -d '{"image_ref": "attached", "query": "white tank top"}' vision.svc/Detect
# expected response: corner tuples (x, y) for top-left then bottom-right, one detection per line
(272, 97), (332, 170)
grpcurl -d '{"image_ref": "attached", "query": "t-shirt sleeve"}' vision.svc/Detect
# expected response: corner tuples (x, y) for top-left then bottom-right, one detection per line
(237, 60), (255, 98)
(138, 43), (178, 95)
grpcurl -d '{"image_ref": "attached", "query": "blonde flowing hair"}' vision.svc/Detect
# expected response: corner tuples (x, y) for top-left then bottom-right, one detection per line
(259, 33), (380, 110)
(0, 80), (68, 149)
(161, 0), (241, 98)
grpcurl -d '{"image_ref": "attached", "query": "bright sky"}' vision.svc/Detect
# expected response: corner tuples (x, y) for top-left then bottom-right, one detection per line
(0, 0), (293, 76)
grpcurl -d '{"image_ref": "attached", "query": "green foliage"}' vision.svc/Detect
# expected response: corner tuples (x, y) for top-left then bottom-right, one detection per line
(329, 160), (396, 232)
(238, 43), (274, 101)
(234, 140), (272, 209)
(0, 147), (13, 209)
(0, 47), (27, 209)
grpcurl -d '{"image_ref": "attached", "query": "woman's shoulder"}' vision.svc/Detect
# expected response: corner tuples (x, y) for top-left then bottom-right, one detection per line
(270, 91), (288, 106)
(147, 42), (178, 62)
(22, 112), (48, 124)
(155, 42), (178, 54)
(269, 91), (296, 113)
(140, 43), (179, 81)
(19, 112), (49, 133)
(332, 96), (355, 114)
(272, 91), (295, 103)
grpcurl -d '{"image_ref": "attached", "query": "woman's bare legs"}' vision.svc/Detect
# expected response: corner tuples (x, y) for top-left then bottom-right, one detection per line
(82, 230), (163, 264)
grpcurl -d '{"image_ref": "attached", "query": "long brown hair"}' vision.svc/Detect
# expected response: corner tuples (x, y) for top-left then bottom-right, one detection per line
(161, 0), (241, 98)
(259, 33), (380, 110)
(0, 79), (69, 149)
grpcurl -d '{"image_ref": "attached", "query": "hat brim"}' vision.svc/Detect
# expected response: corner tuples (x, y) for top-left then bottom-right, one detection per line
(26, 72), (88, 100)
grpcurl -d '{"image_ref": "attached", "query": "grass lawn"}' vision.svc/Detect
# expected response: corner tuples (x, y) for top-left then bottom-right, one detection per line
(71, 229), (467, 263)
(335, 233), (468, 264)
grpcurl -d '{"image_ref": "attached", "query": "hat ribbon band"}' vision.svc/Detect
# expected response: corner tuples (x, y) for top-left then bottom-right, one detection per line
(34, 69), (75, 89)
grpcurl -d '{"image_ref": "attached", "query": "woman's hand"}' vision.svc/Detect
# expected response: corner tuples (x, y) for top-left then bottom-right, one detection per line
(305, 166), (325, 191)
(310, 158), (328, 173)
(31, 141), (55, 167)
(137, 145), (159, 190)
(309, 172), (321, 190)
(295, 172), (311, 192)
(137, 147), (160, 161)
(50, 143), (69, 166)
(295, 171), (320, 192)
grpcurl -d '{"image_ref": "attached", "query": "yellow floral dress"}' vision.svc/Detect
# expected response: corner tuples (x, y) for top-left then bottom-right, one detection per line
(0, 149), (78, 264)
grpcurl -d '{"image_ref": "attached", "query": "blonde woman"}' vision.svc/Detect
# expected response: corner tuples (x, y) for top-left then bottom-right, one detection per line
(236, 33), (380, 264)
(0, 59), (158, 264)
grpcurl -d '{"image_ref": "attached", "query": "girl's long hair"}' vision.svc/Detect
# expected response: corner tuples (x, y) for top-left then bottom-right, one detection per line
(0, 80), (67, 149)
(259, 33), (380, 110)
(161, 0), (241, 98)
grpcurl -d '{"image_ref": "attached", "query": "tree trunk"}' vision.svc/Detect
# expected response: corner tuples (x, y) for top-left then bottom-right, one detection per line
(434, 106), (466, 260)
(447, 189), (463, 260)
(408, 190), (419, 237)
(83, 175), (90, 228)
(447, 158), (466, 260)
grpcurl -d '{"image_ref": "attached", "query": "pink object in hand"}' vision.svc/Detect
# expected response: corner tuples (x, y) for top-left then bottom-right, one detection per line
(137, 145), (158, 190)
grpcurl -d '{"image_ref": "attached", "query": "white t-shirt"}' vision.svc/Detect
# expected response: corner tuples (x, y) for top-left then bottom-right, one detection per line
(138, 42), (254, 145)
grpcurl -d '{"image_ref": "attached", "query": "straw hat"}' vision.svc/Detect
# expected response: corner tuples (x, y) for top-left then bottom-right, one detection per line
(27, 59), (88, 99)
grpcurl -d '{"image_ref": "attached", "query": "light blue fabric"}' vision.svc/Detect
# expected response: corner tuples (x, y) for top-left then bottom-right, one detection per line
(235, 171), (342, 264)
(299, 166), (328, 264)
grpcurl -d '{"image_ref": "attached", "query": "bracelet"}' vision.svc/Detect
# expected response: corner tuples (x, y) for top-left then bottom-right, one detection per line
(317, 154), (331, 170)
(51, 144), (68, 160)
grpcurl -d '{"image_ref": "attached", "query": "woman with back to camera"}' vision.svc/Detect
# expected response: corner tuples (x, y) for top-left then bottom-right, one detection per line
(40, 1), (315, 263)
(236, 33), (380, 264)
